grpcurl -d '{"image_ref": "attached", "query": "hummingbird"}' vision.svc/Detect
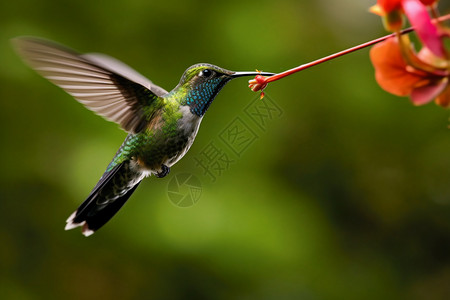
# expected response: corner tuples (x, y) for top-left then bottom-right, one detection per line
(13, 37), (274, 236)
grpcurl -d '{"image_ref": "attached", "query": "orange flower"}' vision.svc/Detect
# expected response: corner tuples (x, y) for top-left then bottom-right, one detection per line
(248, 75), (269, 99)
(370, 36), (449, 106)
(248, 75), (268, 92)
(370, 0), (440, 32)
(371, 0), (402, 14)
(370, 0), (404, 31)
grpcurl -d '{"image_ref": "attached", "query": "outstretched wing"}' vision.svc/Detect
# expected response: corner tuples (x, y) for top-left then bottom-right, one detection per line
(12, 37), (168, 134)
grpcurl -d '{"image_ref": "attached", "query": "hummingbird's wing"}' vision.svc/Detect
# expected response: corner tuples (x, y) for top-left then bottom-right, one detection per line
(12, 37), (168, 134)
(81, 53), (169, 97)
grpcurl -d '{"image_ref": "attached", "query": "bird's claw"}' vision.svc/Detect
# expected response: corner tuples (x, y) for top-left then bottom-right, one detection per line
(155, 164), (170, 178)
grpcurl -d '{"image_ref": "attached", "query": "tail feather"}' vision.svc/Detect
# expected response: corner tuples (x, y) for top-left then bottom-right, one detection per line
(65, 161), (143, 236)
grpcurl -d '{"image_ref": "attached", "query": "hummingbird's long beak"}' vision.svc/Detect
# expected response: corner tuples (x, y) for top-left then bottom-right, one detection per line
(231, 71), (275, 78)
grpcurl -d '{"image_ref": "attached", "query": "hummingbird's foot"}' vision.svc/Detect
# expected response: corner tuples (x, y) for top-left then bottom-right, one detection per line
(155, 164), (170, 178)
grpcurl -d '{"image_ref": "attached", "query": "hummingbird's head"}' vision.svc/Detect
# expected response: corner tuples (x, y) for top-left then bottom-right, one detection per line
(178, 63), (273, 116)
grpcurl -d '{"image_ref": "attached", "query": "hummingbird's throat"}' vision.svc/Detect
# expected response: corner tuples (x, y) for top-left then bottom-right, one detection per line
(185, 78), (230, 116)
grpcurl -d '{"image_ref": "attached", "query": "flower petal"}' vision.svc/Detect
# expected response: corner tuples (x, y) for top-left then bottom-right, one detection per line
(378, 0), (403, 13)
(419, 0), (438, 6)
(402, 0), (445, 58)
(370, 37), (427, 96)
(435, 79), (450, 107)
(410, 78), (448, 105)
(369, 4), (385, 16)
(248, 75), (268, 92)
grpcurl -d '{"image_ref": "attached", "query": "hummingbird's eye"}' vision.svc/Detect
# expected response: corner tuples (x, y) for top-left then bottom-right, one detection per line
(199, 69), (213, 78)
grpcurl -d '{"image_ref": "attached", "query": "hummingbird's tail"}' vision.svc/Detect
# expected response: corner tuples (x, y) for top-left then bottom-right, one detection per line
(65, 161), (144, 236)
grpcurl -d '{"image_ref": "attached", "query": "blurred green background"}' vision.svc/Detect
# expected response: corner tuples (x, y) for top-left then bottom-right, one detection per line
(1, 0), (450, 299)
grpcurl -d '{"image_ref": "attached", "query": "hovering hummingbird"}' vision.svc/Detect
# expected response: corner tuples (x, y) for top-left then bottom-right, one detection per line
(13, 37), (274, 236)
